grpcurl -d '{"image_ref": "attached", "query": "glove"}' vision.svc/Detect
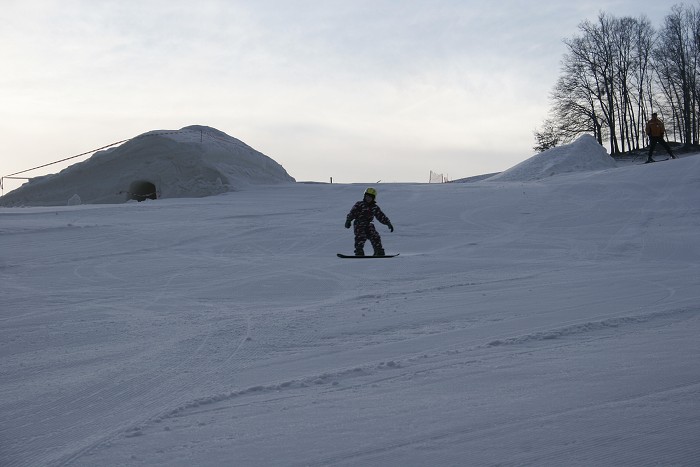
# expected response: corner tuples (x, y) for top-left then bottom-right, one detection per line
(388, 223), (394, 232)
(345, 219), (352, 229)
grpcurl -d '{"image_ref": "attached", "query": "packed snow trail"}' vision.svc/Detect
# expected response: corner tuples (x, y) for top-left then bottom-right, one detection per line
(1, 155), (700, 466)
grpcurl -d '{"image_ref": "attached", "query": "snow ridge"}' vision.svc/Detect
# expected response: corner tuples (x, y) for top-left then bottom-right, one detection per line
(486, 306), (696, 347)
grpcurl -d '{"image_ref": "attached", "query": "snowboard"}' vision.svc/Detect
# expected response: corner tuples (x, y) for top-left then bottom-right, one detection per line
(337, 253), (399, 259)
(643, 158), (669, 164)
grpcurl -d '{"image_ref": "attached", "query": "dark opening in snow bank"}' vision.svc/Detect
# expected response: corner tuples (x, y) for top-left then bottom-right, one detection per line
(128, 180), (158, 202)
(0, 125), (296, 207)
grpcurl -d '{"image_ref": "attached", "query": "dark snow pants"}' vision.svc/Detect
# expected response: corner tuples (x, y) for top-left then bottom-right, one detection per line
(354, 223), (383, 255)
(648, 136), (674, 159)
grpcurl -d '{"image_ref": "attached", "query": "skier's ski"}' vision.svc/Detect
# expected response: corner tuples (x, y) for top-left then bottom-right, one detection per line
(337, 253), (399, 259)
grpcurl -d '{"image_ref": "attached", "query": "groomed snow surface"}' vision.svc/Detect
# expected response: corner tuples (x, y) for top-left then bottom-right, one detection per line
(2, 137), (700, 466)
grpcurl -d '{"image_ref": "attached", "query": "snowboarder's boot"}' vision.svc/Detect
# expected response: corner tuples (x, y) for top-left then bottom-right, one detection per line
(354, 248), (365, 257)
(645, 158), (655, 164)
(373, 248), (385, 256)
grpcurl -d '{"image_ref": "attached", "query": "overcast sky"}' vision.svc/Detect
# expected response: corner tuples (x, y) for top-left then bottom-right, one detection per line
(0, 0), (680, 189)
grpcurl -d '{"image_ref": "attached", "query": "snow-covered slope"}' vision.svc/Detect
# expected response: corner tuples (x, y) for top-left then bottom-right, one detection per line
(0, 125), (295, 207)
(487, 134), (617, 181)
(1, 151), (699, 466)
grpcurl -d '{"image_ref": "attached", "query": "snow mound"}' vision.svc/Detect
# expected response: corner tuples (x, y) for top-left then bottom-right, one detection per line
(0, 125), (295, 206)
(487, 135), (616, 182)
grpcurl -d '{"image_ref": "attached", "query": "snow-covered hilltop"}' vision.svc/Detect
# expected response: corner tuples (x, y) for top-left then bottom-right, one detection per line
(487, 135), (617, 182)
(0, 125), (295, 207)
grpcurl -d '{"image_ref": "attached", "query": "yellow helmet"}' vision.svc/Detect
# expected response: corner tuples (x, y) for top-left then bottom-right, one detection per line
(364, 187), (377, 199)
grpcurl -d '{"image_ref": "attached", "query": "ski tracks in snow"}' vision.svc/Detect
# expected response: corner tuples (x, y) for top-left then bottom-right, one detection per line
(73, 287), (700, 466)
(70, 261), (700, 465)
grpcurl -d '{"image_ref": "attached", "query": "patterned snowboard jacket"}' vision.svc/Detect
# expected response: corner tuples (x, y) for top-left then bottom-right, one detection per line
(346, 200), (391, 230)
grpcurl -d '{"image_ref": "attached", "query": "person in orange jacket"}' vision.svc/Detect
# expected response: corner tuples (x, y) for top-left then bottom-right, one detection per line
(645, 112), (677, 163)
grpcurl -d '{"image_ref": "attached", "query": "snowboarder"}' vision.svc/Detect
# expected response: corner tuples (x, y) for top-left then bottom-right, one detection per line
(645, 112), (677, 163)
(344, 187), (394, 256)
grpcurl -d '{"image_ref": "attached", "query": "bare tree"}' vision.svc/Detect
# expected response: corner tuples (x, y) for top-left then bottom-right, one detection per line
(550, 53), (603, 144)
(652, 4), (699, 145)
(631, 16), (657, 147)
(533, 118), (562, 152)
(549, 13), (643, 154)
(536, 5), (700, 154)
